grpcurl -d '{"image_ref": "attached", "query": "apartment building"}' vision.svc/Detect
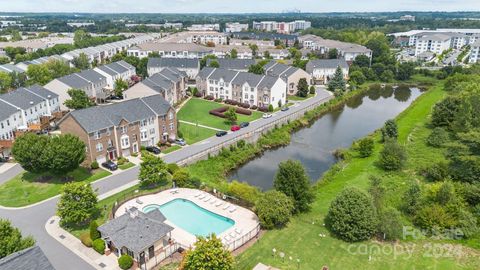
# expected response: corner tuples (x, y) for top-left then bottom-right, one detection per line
(232, 32), (298, 46)
(299, 34), (372, 62)
(44, 69), (108, 110)
(147, 58), (200, 79)
(306, 59), (349, 84)
(264, 61), (312, 95)
(252, 20), (311, 34)
(196, 67), (287, 108)
(225, 23), (249, 33)
(211, 45), (253, 59)
(187, 24), (220, 31)
(127, 43), (213, 59)
(414, 34), (452, 56)
(0, 85), (60, 142)
(59, 94), (176, 165)
(124, 68), (187, 104)
(15, 55), (69, 72)
(93, 60), (136, 90)
(469, 40), (480, 63)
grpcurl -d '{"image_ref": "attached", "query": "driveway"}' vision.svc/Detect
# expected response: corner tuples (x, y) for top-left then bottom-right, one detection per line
(0, 88), (332, 270)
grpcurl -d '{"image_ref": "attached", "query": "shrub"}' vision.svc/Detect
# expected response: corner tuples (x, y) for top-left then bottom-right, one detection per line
(255, 190), (294, 229)
(172, 168), (190, 187)
(131, 152), (138, 157)
(194, 91), (202, 97)
(309, 85), (316, 95)
(326, 187), (378, 242)
(117, 157), (129, 166)
(378, 140), (407, 171)
(422, 161), (449, 181)
(358, 137), (374, 157)
(258, 106), (268, 112)
(414, 204), (456, 230)
(92, 239), (105, 254)
(214, 98), (223, 103)
(167, 163), (180, 174)
(377, 208), (403, 241)
(381, 119), (398, 141)
(268, 104), (274, 112)
(89, 221), (100, 241)
(90, 161), (99, 170)
(237, 140), (246, 148)
(118, 254), (133, 270)
(426, 127), (450, 147)
(251, 105), (258, 110)
(274, 160), (314, 213)
(227, 181), (261, 204)
(80, 233), (92, 247)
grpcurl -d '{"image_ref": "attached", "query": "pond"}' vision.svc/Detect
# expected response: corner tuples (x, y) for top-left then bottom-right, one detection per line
(228, 86), (423, 190)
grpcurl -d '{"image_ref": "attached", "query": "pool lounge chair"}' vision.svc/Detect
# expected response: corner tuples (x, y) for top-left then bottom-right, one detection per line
(224, 235), (231, 242)
(198, 194), (206, 200)
(204, 197), (211, 202)
(229, 206), (237, 213)
(222, 204), (231, 210)
(194, 192), (201, 197)
(229, 232), (237, 238)
(235, 228), (243, 235)
(136, 198), (143, 204)
(215, 201), (224, 207)
(210, 199), (217, 204)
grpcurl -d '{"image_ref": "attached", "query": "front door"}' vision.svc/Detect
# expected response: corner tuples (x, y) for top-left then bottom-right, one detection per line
(133, 143), (138, 153)
(148, 245), (154, 259)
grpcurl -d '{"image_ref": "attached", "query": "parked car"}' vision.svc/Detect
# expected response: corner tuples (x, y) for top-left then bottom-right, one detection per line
(102, 160), (118, 171)
(262, 113), (273, 119)
(216, 131), (228, 137)
(239, 122), (249, 128)
(175, 138), (186, 146)
(231, 125), (241, 132)
(281, 106), (289, 112)
(0, 156), (9, 163)
(146, 146), (161, 154)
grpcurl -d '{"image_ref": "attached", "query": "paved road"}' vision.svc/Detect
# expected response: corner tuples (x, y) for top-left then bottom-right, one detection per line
(0, 88), (332, 270)
(0, 163), (23, 185)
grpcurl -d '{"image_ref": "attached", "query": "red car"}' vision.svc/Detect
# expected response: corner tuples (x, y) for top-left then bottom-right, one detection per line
(231, 125), (240, 132)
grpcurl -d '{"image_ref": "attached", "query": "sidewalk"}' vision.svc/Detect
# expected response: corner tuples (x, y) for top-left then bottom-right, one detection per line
(45, 216), (120, 270)
(178, 120), (223, 131)
(0, 162), (17, 174)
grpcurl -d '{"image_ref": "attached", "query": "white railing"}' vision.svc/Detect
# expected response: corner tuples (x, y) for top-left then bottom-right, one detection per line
(224, 224), (261, 251)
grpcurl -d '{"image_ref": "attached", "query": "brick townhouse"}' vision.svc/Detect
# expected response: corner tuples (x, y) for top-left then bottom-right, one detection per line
(59, 95), (176, 165)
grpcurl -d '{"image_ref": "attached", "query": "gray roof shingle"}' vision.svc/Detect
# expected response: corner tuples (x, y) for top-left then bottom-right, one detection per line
(0, 246), (55, 270)
(0, 99), (19, 121)
(0, 87), (45, 110)
(148, 58), (199, 69)
(306, 59), (349, 73)
(206, 58), (255, 70)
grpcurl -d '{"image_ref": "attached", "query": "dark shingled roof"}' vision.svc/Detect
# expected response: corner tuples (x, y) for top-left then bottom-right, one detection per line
(96, 60), (135, 76)
(67, 95), (172, 133)
(306, 59), (349, 73)
(0, 246), (55, 270)
(141, 68), (185, 95)
(0, 85), (57, 110)
(58, 69), (106, 89)
(98, 207), (173, 254)
(148, 58), (200, 69)
(206, 58), (255, 70)
(0, 99), (19, 121)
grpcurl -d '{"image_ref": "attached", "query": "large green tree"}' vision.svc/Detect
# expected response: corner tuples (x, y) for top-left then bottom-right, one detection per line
(181, 234), (233, 270)
(114, 78), (128, 98)
(255, 190), (294, 229)
(381, 119), (398, 141)
(273, 160), (314, 213)
(11, 133), (49, 173)
(26, 64), (53, 85)
(296, 78), (309, 97)
(0, 71), (12, 93)
(0, 219), (35, 259)
(72, 53), (90, 70)
(139, 154), (169, 187)
(378, 139), (407, 171)
(64, 88), (95, 110)
(224, 107), (237, 124)
(57, 182), (98, 227)
(327, 66), (346, 92)
(44, 134), (86, 174)
(326, 187), (378, 242)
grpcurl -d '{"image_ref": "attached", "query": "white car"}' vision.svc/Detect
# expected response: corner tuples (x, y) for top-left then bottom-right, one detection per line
(262, 113), (273, 119)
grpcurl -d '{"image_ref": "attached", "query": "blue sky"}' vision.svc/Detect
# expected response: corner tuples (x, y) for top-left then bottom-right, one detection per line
(1, 0), (480, 13)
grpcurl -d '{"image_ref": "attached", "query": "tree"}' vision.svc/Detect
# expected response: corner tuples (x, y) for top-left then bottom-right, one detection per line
(249, 44), (258, 58)
(380, 70), (395, 82)
(402, 183), (422, 215)
(114, 78), (128, 98)
(248, 64), (264, 75)
(358, 137), (374, 157)
(230, 48), (238, 59)
(12, 133), (49, 173)
(0, 219), (35, 259)
(10, 30), (22, 42)
(296, 78), (309, 97)
(255, 190), (294, 229)
(381, 120), (397, 142)
(366, 37), (390, 61)
(326, 187), (378, 242)
(172, 168), (192, 188)
(328, 48), (338, 59)
(426, 127), (450, 147)
(349, 70), (366, 85)
(431, 96), (461, 129)
(224, 107), (237, 124)
(200, 54), (217, 69)
(209, 60), (220, 68)
(72, 53), (90, 70)
(0, 71), (12, 93)
(263, 50), (271, 59)
(118, 254), (133, 270)
(327, 66), (346, 92)
(89, 221), (100, 241)
(45, 59), (74, 78)
(353, 54), (371, 68)
(274, 160), (314, 213)
(26, 64), (53, 85)
(45, 134), (86, 173)
(377, 208), (403, 241)
(57, 182), (98, 227)
(378, 140), (407, 171)
(181, 234), (233, 270)
(73, 29), (90, 47)
(139, 154), (169, 187)
(0, 56), (10, 64)
(396, 62), (415, 81)
(64, 88), (95, 110)
(309, 85), (316, 95)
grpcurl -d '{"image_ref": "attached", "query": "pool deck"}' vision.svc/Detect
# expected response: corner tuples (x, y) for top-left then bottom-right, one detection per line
(115, 188), (260, 250)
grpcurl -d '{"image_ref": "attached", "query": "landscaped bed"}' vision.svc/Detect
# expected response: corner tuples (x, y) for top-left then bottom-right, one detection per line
(0, 167), (111, 207)
(178, 98), (262, 130)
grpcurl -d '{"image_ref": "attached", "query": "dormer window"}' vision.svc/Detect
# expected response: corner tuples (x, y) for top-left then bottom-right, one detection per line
(94, 131), (101, 139)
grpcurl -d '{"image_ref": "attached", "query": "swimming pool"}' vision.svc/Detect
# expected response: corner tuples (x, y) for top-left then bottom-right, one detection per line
(143, 198), (235, 237)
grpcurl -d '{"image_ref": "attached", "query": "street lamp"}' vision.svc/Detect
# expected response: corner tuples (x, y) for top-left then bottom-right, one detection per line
(272, 248), (276, 258)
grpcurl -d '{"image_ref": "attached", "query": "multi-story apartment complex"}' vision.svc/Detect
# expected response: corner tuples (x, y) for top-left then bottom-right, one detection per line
(252, 20), (311, 34)
(469, 40), (480, 63)
(0, 85), (60, 141)
(414, 34), (452, 56)
(59, 94), (176, 165)
(263, 61), (312, 95)
(300, 35), (372, 62)
(44, 69), (108, 110)
(196, 68), (287, 108)
(225, 22), (249, 33)
(187, 24), (220, 31)
(93, 60), (136, 90)
(306, 59), (349, 84)
(162, 31), (227, 45)
(147, 58), (200, 79)
(124, 67), (187, 105)
(127, 43), (213, 59)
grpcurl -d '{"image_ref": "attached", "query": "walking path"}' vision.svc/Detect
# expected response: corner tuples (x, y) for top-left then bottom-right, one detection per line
(178, 119), (224, 131)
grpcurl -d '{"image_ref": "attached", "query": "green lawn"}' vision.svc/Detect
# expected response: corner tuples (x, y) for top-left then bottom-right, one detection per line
(178, 123), (217, 145)
(235, 84), (480, 269)
(178, 98), (262, 130)
(0, 167), (111, 207)
(118, 162), (135, 170)
(163, 145), (182, 154)
(287, 93), (314, 101)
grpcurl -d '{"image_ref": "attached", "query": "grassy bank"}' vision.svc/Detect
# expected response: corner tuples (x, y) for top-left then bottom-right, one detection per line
(0, 168), (111, 207)
(234, 83), (480, 269)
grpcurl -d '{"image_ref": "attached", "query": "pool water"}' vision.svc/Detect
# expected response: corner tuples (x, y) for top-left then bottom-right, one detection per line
(143, 199), (235, 237)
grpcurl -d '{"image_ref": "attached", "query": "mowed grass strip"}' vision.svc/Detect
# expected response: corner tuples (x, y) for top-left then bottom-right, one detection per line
(178, 123), (217, 145)
(177, 98), (262, 130)
(235, 85), (480, 270)
(0, 167), (111, 207)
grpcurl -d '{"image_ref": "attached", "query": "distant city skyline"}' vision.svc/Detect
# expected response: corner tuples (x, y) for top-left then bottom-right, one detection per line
(1, 0), (480, 13)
